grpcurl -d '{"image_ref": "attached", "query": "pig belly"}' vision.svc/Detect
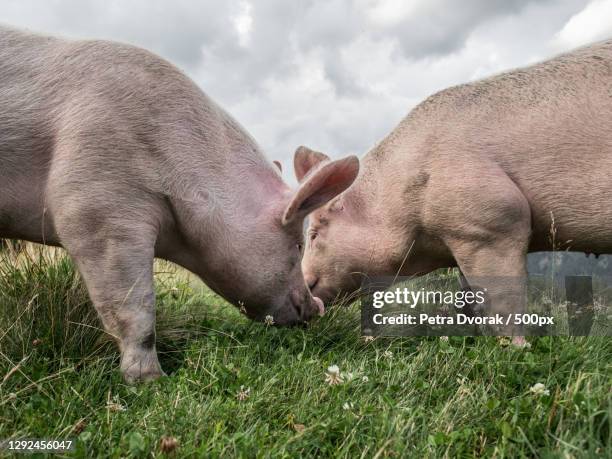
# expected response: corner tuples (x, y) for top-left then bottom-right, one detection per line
(522, 179), (612, 254)
(0, 172), (58, 245)
(0, 136), (58, 244)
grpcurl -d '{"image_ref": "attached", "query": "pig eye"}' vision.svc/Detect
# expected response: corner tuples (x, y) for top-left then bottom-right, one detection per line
(309, 231), (318, 242)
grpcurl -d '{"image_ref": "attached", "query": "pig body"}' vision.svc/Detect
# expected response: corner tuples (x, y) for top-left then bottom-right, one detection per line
(300, 40), (612, 337)
(0, 27), (358, 382)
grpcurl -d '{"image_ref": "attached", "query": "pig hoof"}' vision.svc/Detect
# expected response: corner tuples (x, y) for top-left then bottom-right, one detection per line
(510, 336), (531, 349)
(122, 366), (167, 384)
(121, 354), (166, 384)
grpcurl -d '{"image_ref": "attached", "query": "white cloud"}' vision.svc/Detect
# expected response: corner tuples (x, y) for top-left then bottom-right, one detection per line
(364, 0), (421, 27)
(233, 1), (253, 48)
(554, 0), (612, 50)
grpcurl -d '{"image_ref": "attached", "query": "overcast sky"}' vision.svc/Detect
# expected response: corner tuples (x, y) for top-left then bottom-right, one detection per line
(2, 0), (612, 183)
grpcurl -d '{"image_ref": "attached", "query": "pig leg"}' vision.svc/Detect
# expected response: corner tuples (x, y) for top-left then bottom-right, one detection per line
(441, 176), (531, 345)
(455, 270), (479, 332)
(450, 241), (529, 343)
(54, 212), (163, 383)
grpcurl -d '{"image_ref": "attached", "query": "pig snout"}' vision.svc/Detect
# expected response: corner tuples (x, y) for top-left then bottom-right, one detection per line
(304, 273), (335, 306)
(271, 290), (325, 325)
(306, 274), (318, 292)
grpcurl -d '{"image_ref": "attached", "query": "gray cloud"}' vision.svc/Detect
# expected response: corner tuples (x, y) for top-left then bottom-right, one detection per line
(383, 0), (543, 59)
(1, 0), (601, 184)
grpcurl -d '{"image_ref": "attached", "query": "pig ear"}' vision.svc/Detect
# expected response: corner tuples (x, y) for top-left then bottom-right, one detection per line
(273, 160), (282, 173)
(282, 155), (359, 225)
(294, 146), (330, 182)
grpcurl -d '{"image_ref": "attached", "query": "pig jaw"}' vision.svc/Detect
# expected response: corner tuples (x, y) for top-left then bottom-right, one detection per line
(227, 281), (325, 326)
(305, 268), (363, 306)
(265, 291), (326, 325)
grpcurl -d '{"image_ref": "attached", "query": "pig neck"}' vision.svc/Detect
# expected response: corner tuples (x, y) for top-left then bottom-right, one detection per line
(193, 159), (286, 296)
(349, 128), (452, 277)
(157, 107), (288, 282)
(214, 117), (289, 223)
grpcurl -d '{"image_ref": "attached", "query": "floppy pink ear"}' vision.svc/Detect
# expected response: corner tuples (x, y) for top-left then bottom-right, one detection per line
(283, 155), (359, 225)
(273, 160), (282, 173)
(294, 146), (330, 182)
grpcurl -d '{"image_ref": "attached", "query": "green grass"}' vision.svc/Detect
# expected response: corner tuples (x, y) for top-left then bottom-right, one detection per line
(0, 246), (610, 458)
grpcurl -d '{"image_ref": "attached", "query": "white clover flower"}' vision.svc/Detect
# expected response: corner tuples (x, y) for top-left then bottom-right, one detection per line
(106, 401), (125, 412)
(363, 335), (375, 343)
(236, 385), (251, 401)
(342, 402), (354, 410)
(325, 365), (343, 385)
(264, 315), (274, 326)
(509, 336), (531, 349)
(383, 350), (393, 359)
(513, 339), (531, 349)
(529, 383), (550, 396)
(497, 337), (511, 347)
(106, 394), (126, 412)
(362, 376), (369, 383)
(439, 336), (449, 342)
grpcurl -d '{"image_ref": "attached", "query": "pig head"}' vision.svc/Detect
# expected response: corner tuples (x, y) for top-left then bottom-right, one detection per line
(0, 27), (359, 382)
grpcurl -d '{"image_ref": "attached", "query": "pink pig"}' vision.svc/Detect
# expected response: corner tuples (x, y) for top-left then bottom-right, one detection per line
(0, 27), (359, 382)
(299, 40), (612, 345)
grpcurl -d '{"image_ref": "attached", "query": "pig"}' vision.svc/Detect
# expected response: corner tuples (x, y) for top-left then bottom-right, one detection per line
(299, 40), (612, 344)
(0, 26), (359, 382)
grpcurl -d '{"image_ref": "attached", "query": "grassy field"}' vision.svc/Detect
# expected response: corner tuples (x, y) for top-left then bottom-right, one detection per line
(0, 246), (610, 458)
